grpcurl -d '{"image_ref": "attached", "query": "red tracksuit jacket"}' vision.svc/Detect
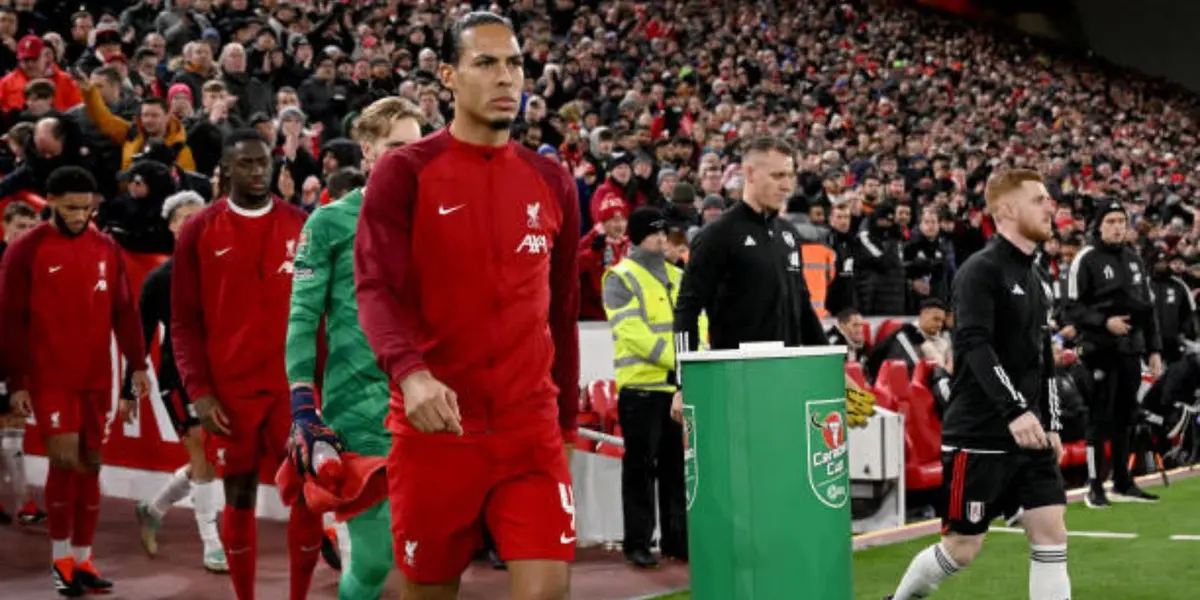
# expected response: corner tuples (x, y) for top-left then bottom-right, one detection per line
(355, 130), (581, 439)
(0, 223), (146, 392)
(171, 198), (306, 401)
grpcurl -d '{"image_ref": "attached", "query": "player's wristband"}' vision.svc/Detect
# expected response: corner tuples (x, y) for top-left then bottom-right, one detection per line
(291, 386), (319, 423)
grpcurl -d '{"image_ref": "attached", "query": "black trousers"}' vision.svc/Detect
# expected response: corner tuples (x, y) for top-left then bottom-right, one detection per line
(617, 388), (687, 556)
(1084, 353), (1142, 490)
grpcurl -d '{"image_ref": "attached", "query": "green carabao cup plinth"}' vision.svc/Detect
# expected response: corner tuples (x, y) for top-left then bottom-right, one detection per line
(680, 344), (851, 600)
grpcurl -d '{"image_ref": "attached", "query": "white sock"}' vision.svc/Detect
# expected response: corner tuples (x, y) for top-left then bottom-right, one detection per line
(894, 542), (960, 599)
(51, 539), (71, 561)
(72, 546), (91, 563)
(148, 465), (192, 520)
(191, 480), (221, 551)
(336, 520), (352, 568)
(1030, 544), (1070, 599)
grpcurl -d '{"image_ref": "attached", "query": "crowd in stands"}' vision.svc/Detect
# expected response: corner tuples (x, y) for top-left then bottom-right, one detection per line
(1, 0), (1200, 330)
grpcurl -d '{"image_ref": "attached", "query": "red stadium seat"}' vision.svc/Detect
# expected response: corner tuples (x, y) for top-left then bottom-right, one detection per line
(911, 358), (937, 389)
(845, 361), (867, 389)
(585, 380), (620, 433)
(860, 321), (873, 353)
(874, 318), (905, 347)
(872, 360), (910, 412)
(903, 376), (944, 491)
(1062, 440), (1087, 467)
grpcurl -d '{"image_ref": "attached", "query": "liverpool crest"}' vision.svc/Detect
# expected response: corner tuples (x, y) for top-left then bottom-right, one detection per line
(683, 404), (698, 511)
(806, 399), (850, 509)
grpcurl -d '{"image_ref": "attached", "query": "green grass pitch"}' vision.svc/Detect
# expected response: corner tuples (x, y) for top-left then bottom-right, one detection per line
(654, 473), (1200, 599)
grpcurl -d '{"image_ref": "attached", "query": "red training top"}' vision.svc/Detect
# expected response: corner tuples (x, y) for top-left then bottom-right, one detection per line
(355, 129), (581, 440)
(171, 198), (306, 401)
(0, 222), (146, 392)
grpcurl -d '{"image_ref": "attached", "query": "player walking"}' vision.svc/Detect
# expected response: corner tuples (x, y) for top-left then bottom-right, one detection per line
(355, 12), (581, 600)
(888, 169), (1070, 599)
(286, 96), (423, 600)
(0, 166), (150, 597)
(129, 190), (227, 572)
(171, 130), (323, 600)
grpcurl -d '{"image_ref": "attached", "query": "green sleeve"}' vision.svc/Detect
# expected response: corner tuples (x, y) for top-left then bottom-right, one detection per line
(286, 210), (334, 386)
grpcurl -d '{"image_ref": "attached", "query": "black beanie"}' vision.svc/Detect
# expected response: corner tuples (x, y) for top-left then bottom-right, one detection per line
(1091, 199), (1126, 233)
(628, 206), (668, 245)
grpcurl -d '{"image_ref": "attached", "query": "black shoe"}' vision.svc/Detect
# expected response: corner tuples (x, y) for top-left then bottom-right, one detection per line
(1085, 486), (1111, 509)
(0, 508), (11, 525)
(487, 547), (507, 570)
(625, 549), (660, 569)
(1111, 484), (1160, 503)
(51, 558), (84, 598)
(73, 560), (114, 594)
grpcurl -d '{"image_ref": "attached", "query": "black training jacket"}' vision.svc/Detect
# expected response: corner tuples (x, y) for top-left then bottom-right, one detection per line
(1063, 242), (1161, 357)
(674, 201), (826, 360)
(942, 236), (1061, 451)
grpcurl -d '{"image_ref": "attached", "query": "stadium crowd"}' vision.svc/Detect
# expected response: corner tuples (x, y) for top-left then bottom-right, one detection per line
(1, 0), (1200, 594)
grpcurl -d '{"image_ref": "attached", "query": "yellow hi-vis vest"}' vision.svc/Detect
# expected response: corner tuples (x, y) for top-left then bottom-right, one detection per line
(604, 258), (682, 393)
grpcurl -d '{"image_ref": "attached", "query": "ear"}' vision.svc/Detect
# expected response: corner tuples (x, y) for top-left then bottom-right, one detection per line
(438, 62), (455, 92)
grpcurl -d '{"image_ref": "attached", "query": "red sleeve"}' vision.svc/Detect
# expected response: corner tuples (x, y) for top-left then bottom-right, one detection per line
(56, 77), (83, 112)
(170, 211), (216, 400)
(0, 228), (44, 391)
(532, 160), (582, 441)
(577, 231), (601, 274)
(354, 149), (427, 384)
(109, 241), (147, 372)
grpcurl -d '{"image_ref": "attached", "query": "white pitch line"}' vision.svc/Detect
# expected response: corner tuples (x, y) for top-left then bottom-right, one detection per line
(992, 526), (1138, 539)
(1170, 535), (1200, 541)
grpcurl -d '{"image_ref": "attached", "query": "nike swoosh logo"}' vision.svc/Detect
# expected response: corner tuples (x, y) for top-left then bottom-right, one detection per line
(215, 248), (232, 256)
(560, 534), (576, 544)
(48, 266), (62, 273)
(438, 204), (465, 215)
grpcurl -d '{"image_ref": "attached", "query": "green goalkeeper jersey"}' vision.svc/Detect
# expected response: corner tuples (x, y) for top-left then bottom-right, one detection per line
(286, 188), (390, 456)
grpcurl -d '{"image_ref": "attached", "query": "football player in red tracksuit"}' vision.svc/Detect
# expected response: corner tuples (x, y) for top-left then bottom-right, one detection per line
(355, 13), (581, 600)
(0, 166), (150, 597)
(171, 129), (324, 600)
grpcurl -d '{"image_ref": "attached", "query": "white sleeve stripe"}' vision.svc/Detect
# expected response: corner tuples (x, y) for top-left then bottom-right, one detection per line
(1047, 378), (1061, 431)
(896, 331), (921, 365)
(993, 365), (1027, 408)
(1066, 246), (1094, 300)
(858, 230), (884, 257)
(674, 331), (688, 385)
(1171, 276), (1197, 311)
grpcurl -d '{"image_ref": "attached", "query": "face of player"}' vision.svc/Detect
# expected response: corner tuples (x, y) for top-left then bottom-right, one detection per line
(1099, 212), (1127, 245)
(918, 308), (946, 338)
(842, 313), (864, 345)
(168, 203), (202, 238)
(362, 116), (422, 170)
(744, 149), (796, 213)
(442, 23), (523, 131)
(225, 140), (272, 202)
(4, 214), (36, 242)
(1007, 180), (1053, 243)
(53, 192), (95, 235)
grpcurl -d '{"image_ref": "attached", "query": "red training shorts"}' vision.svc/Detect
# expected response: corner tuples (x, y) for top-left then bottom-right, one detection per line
(387, 424), (576, 584)
(203, 392), (290, 477)
(32, 389), (111, 454)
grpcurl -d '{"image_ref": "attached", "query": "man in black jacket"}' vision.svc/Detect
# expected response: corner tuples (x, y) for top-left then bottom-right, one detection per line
(1064, 200), (1162, 506)
(855, 201), (907, 315)
(889, 169), (1069, 600)
(1149, 251), (1197, 364)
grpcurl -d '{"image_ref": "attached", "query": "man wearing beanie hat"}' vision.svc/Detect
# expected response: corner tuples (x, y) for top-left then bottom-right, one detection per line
(601, 206), (689, 569)
(579, 196), (630, 320)
(590, 150), (647, 225)
(1148, 250), (1197, 364)
(1064, 198), (1163, 506)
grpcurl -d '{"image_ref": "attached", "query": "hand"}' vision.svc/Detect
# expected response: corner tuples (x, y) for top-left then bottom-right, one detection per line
(1059, 325), (1077, 339)
(1148, 353), (1163, 379)
(670, 391), (683, 423)
(399, 370), (463, 434)
(288, 385), (345, 474)
(912, 279), (931, 295)
(194, 394), (232, 436)
(10, 390), (31, 417)
(590, 234), (606, 252)
(131, 370), (151, 400)
(1048, 432), (1064, 464)
(1106, 315), (1131, 336)
(1008, 411), (1049, 450)
(118, 398), (137, 424)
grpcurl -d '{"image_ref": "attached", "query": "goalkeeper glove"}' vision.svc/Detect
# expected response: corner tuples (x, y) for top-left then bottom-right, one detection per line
(289, 386), (345, 476)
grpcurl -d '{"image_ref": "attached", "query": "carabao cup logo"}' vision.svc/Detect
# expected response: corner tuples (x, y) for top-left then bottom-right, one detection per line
(806, 399), (849, 509)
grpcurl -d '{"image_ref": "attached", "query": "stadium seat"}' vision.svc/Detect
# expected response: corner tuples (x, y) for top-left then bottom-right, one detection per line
(872, 360), (910, 412)
(903, 375), (944, 491)
(910, 358), (937, 390)
(585, 380), (621, 433)
(860, 321), (873, 353)
(874, 318), (905, 347)
(845, 361), (867, 389)
(1063, 440), (1088, 467)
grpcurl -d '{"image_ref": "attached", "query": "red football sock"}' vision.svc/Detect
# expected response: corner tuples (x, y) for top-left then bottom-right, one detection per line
(70, 471), (100, 549)
(286, 501), (324, 600)
(223, 506), (258, 600)
(44, 467), (76, 544)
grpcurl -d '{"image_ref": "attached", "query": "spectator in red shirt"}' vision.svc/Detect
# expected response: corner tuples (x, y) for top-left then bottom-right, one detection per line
(170, 129), (318, 600)
(579, 196), (630, 320)
(589, 151), (647, 225)
(0, 36), (82, 118)
(0, 166), (148, 596)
